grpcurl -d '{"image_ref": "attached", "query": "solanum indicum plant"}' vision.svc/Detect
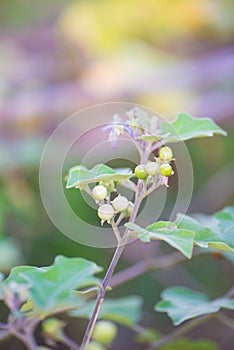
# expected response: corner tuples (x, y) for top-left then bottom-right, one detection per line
(0, 107), (233, 350)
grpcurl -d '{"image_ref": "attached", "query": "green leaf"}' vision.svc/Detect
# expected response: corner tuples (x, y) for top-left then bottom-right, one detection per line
(176, 208), (234, 254)
(66, 164), (133, 189)
(125, 221), (195, 258)
(160, 339), (218, 350)
(1, 256), (102, 317)
(161, 113), (227, 143)
(155, 287), (234, 325)
(70, 296), (142, 326)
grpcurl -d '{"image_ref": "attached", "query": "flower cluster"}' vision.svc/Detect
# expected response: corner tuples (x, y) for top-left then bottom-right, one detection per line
(91, 182), (133, 225)
(77, 108), (175, 228)
(103, 107), (164, 149)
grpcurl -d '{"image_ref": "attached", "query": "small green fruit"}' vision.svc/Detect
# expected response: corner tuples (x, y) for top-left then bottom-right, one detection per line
(134, 165), (147, 179)
(92, 185), (108, 200)
(84, 341), (106, 350)
(145, 162), (159, 176)
(160, 163), (173, 177)
(159, 146), (173, 161)
(92, 321), (117, 345)
(98, 204), (115, 223)
(112, 195), (129, 212)
(42, 318), (64, 341)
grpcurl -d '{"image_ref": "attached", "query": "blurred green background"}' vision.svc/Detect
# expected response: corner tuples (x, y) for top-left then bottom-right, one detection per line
(0, 0), (234, 349)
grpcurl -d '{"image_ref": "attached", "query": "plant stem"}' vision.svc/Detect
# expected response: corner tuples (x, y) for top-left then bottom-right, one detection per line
(13, 330), (38, 350)
(62, 334), (80, 350)
(10, 316), (38, 350)
(111, 220), (121, 242)
(81, 183), (143, 349)
(80, 243), (125, 349)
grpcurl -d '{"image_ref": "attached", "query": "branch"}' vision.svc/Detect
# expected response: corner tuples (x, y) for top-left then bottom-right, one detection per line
(12, 330), (38, 350)
(80, 183), (143, 349)
(62, 334), (80, 350)
(111, 251), (186, 288)
(111, 220), (122, 242)
(80, 243), (125, 349)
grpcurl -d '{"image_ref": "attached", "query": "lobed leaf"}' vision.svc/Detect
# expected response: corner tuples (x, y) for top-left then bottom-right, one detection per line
(176, 206), (234, 254)
(1, 256), (102, 318)
(70, 296), (143, 326)
(155, 286), (234, 325)
(125, 221), (195, 258)
(161, 113), (227, 143)
(66, 164), (132, 189)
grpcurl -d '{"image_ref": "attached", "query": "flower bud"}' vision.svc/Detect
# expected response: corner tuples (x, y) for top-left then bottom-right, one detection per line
(92, 185), (108, 200)
(160, 163), (173, 177)
(134, 165), (147, 180)
(145, 162), (159, 176)
(98, 204), (115, 224)
(111, 195), (129, 212)
(92, 321), (117, 345)
(159, 146), (173, 161)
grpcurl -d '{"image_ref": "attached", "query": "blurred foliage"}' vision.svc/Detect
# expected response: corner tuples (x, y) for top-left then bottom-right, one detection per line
(0, 0), (233, 348)
(60, 0), (234, 54)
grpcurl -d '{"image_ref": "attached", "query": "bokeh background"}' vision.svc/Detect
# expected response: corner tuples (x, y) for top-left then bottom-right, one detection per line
(0, 0), (234, 349)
